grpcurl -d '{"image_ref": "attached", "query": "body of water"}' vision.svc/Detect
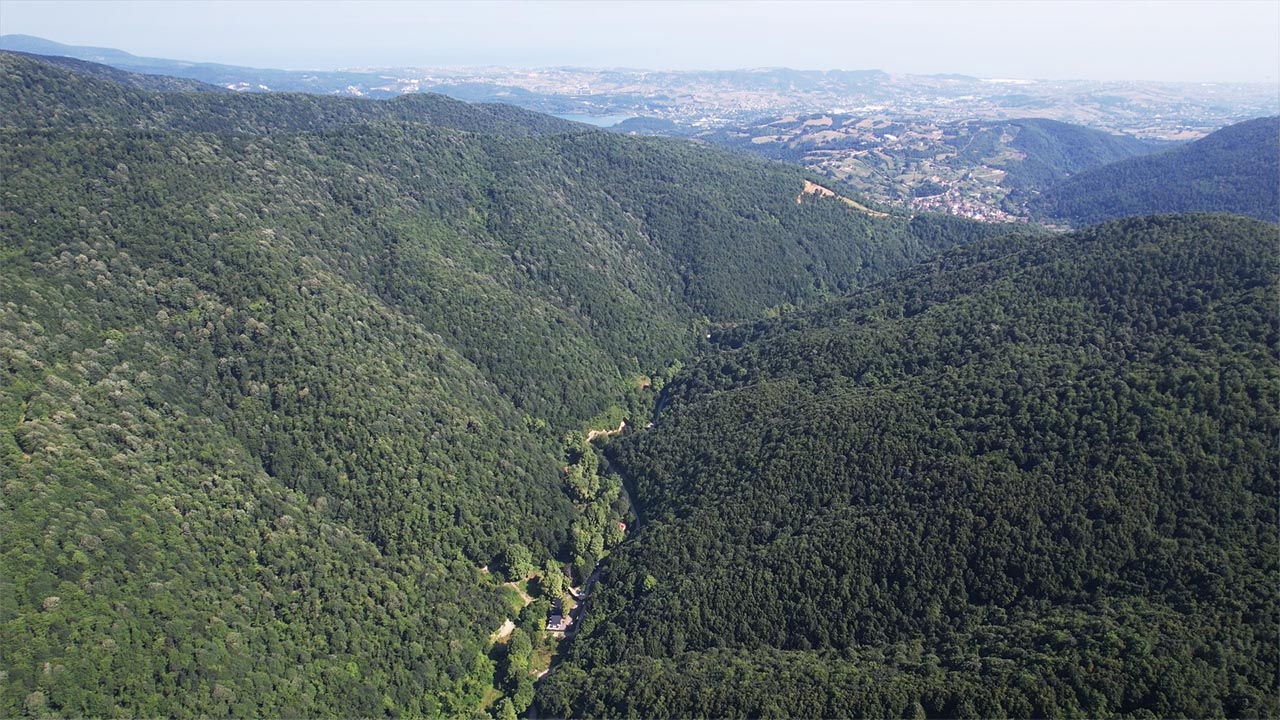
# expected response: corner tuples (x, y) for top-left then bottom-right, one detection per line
(552, 113), (636, 127)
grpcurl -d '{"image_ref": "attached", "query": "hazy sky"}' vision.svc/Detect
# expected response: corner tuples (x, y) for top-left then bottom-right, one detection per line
(2, 0), (1278, 82)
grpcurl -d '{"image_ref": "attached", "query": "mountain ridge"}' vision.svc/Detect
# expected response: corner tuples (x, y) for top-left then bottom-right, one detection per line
(0, 48), (229, 92)
(1028, 116), (1280, 224)
(0, 50), (587, 135)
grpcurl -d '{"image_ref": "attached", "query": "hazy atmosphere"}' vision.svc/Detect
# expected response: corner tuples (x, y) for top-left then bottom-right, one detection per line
(2, 0), (1278, 81)
(3, 0), (1279, 716)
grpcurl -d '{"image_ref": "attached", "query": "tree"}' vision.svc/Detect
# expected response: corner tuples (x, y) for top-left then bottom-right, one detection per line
(500, 544), (533, 582)
(518, 598), (549, 639)
(494, 697), (518, 720)
(542, 561), (566, 599)
(565, 461), (599, 502)
(511, 674), (535, 713)
(507, 629), (533, 672)
(499, 629), (533, 695)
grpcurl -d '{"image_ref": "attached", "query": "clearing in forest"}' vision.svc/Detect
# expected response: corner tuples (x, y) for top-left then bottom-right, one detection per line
(796, 180), (889, 217)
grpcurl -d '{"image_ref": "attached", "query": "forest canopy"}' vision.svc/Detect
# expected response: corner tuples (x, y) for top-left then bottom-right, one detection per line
(543, 215), (1280, 718)
(0, 51), (1002, 717)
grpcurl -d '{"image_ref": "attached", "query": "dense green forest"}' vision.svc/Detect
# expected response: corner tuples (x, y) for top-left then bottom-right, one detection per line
(0, 50), (581, 136)
(0, 52), (1002, 717)
(990, 118), (1159, 194)
(1, 49), (229, 93)
(542, 215), (1280, 717)
(1029, 116), (1280, 225)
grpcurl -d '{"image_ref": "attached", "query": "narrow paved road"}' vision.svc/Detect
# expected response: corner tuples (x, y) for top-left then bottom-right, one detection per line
(564, 566), (602, 640)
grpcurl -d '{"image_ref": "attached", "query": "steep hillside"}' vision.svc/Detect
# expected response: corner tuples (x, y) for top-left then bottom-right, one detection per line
(1029, 116), (1280, 224)
(995, 118), (1157, 193)
(0, 54), (1001, 717)
(542, 215), (1279, 718)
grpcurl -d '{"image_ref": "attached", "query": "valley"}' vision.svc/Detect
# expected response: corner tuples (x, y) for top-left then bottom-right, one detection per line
(0, 49), (1008, 717)
(0, 24), (1277, 720)
(689, 114), (1279, 225)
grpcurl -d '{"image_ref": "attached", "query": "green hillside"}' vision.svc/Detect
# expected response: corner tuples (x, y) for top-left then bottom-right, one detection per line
(542, 215), (1280, 718)
(0, 52), (1000, 717)
(1029, 117), (1280, 225)
(0, 49), (228, 93)
(994, 118), (1159, 194)
(0, 50), (581, 136)
(0, 34), (399, 98)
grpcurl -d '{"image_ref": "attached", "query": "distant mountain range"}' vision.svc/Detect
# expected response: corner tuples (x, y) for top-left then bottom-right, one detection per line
(0, 34), (387, 95)
(0, 49), (227, 92)
(3, 34), (1276, 137)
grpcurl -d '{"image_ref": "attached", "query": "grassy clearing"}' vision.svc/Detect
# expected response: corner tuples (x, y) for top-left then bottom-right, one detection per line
(583, 404), (626, 434)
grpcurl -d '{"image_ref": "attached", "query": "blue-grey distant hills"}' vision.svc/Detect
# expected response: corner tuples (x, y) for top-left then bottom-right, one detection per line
(4, 33), (1277, 138)
(0, 49), (582, 135)
(1029, 116), (1280, 225)
(0, 34), (151, 67)
(0, 33), (405, 95)
(0, 48), (227, 93)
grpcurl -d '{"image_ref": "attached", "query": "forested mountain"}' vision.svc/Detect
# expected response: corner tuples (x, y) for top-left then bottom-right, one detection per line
(1029, 117), (1280, 225)
(0, 50), (582, 136)
(542, 215), (1280, 718)
(0, 52), (1002, 717)
(1, 50), (228, 93)
(991, 119), (1159, 194)
(0, 34), (395, 97)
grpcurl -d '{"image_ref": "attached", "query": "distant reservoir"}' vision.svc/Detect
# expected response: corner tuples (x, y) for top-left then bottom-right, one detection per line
(552, 113), (636, 127)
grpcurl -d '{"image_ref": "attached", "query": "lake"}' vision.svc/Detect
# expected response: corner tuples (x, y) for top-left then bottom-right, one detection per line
(552, 113), (636, 128)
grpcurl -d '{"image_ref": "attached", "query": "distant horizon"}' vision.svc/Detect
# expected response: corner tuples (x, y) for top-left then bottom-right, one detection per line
(4, 31), (1279, 88)
(1, 1), (1277, 84)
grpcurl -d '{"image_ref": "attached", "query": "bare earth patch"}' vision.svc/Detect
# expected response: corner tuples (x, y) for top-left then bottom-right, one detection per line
(796, 180), (889, 217)
(489, 619), (516, 643)
(586, 420), (626, 442)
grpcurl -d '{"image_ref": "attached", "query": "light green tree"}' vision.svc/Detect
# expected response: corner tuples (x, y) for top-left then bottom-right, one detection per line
(494, 697), (518, 720)
(500, 543), (532, 581)
(541, 560), (565, 599)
